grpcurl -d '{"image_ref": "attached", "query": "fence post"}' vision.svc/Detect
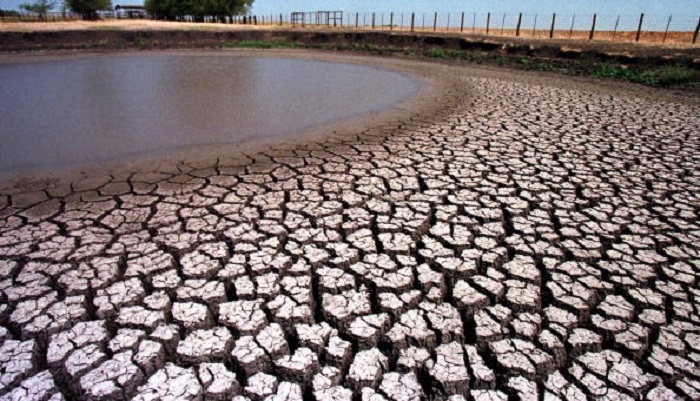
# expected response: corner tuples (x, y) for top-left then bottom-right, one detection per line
(549, 13), (556, 38)
(532, 14), (537, 37)
(516, 12), (522, 36)
(411, 12), (415, 32)
(501, 13), (506, 36)
(433, 12), (437, 31)
(390, 12), (393, 30)
(460, 12), (465, 32)
(589, 14), (597, 40)
(635, 13), (644, 42)
(663, 15), (671, 43)
(355, 12), (358, 29)
(612, 15), (620, 40)
(569, 14), (575, 38)
(486, 12), (491, 35)
(694, 17), (700, 44)
(372, 12), (375, 29)
(447, 13), (450, 31)
(473, 13), (476, 33)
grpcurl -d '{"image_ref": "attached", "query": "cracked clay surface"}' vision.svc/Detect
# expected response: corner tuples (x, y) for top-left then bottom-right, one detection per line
(0, 51), (698, 400)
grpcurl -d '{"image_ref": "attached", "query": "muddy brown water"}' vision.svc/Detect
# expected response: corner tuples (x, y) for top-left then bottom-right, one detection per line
(0, 54), (421, 174)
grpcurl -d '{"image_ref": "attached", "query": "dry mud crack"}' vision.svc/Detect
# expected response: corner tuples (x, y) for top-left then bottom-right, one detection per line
(0, 52), (699, 400)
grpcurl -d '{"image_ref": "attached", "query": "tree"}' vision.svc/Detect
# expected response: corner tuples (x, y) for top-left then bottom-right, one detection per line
(145, 0), (252, 21)
(65, 0), (111, 19)
(19, 0), (55, 20)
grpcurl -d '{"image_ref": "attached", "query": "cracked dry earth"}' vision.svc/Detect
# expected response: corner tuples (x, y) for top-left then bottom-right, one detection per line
(0, 74), (699, 401)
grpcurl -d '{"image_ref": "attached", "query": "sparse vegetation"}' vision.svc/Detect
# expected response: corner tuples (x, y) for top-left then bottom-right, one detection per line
(591, 62), (698, 87)
(222, 40), (297, 49)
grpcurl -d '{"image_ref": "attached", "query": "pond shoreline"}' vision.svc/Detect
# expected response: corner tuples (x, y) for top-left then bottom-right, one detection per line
(0, 47), (696, 193)
(0, 28), (699, 88)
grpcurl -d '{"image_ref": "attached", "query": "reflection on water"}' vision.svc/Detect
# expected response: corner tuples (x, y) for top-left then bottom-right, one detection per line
(0, 55), (421, 173)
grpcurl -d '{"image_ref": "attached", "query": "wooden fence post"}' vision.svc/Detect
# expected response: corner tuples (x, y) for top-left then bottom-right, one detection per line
(355, 12), (358, 29)
(460, 12), (465, 32)
(501, 13), (506, 36)
(694, 17), (700, 44)
(663, 15), (671, 43)
(516, 12), (522, 36)
(612, 15), (620, 40)
(589, 13), (597, 40)
(549, 13), (556, 38)
(390, 12), (393, 30)
(532, 14), (537, 37)
(569, 14), (575, 38)
(447, 13), (450, 31)
(433, 12), (437, 31)
(411, 12), (415, 32)
(372, 12), (375, 29)
(635, 13), (644, 42)
(486, 12), (491, 35)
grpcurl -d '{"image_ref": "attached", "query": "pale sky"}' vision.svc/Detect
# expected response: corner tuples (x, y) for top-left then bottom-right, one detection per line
(2, 0), (698, 30)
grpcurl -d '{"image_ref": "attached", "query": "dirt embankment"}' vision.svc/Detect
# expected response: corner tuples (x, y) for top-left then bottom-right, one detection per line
(0, 29), (697, 65)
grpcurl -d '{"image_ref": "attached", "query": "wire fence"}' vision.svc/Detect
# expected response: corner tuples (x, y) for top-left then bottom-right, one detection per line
(2, 10), (699, 45)
(330, 11), (700, 44)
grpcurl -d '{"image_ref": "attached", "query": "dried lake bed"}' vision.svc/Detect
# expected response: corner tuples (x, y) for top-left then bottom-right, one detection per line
(0, 50), (698, 400)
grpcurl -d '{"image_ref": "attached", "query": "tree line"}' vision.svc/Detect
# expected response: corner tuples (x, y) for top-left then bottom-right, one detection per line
(6, 0), (252, 20)
(144, 0), (252, 21)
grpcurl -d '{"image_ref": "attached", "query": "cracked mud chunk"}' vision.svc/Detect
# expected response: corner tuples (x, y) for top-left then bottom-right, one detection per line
(245, 373), (278, 401)
(134, 340), (165, 376)
(397, 347), (431, 374)
(346, 349), (388, 394)
(379, 372), (424, 401)
(489, 339), (554, 379)
(274, 347), (320, 385)
(265, 381), (303, 401)
(348, 314), (391, 349)
(232, 336), (271, 376)
(93, 278), (145, 318)
(133, 363), (202, 401)
(219, 300), (268, 335)
(326, 336), (352, 370)
(465, 345), (495, 389)
(172, 302), (213, 330)
(176, 279), (226, 306)
(385, 309), (436, 351)
(321, 287), (372, 329)
(116, 307), (165, 331)
(295, 323), (337, 354)
(198, 363), (241, 400)
(79, 351), (145, 401)
(0, 340), (39, 395)
(176, 327), (233, 363)
(256, 324), (289, 360)
(47, 321), (108, 369)
(0, 370), (62, 401)
(426, 342), (469, 395)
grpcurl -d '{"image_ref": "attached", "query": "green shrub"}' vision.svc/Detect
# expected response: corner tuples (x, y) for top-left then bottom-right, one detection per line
(654, 66), (696, 87)
(427, 47), (447, 58)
